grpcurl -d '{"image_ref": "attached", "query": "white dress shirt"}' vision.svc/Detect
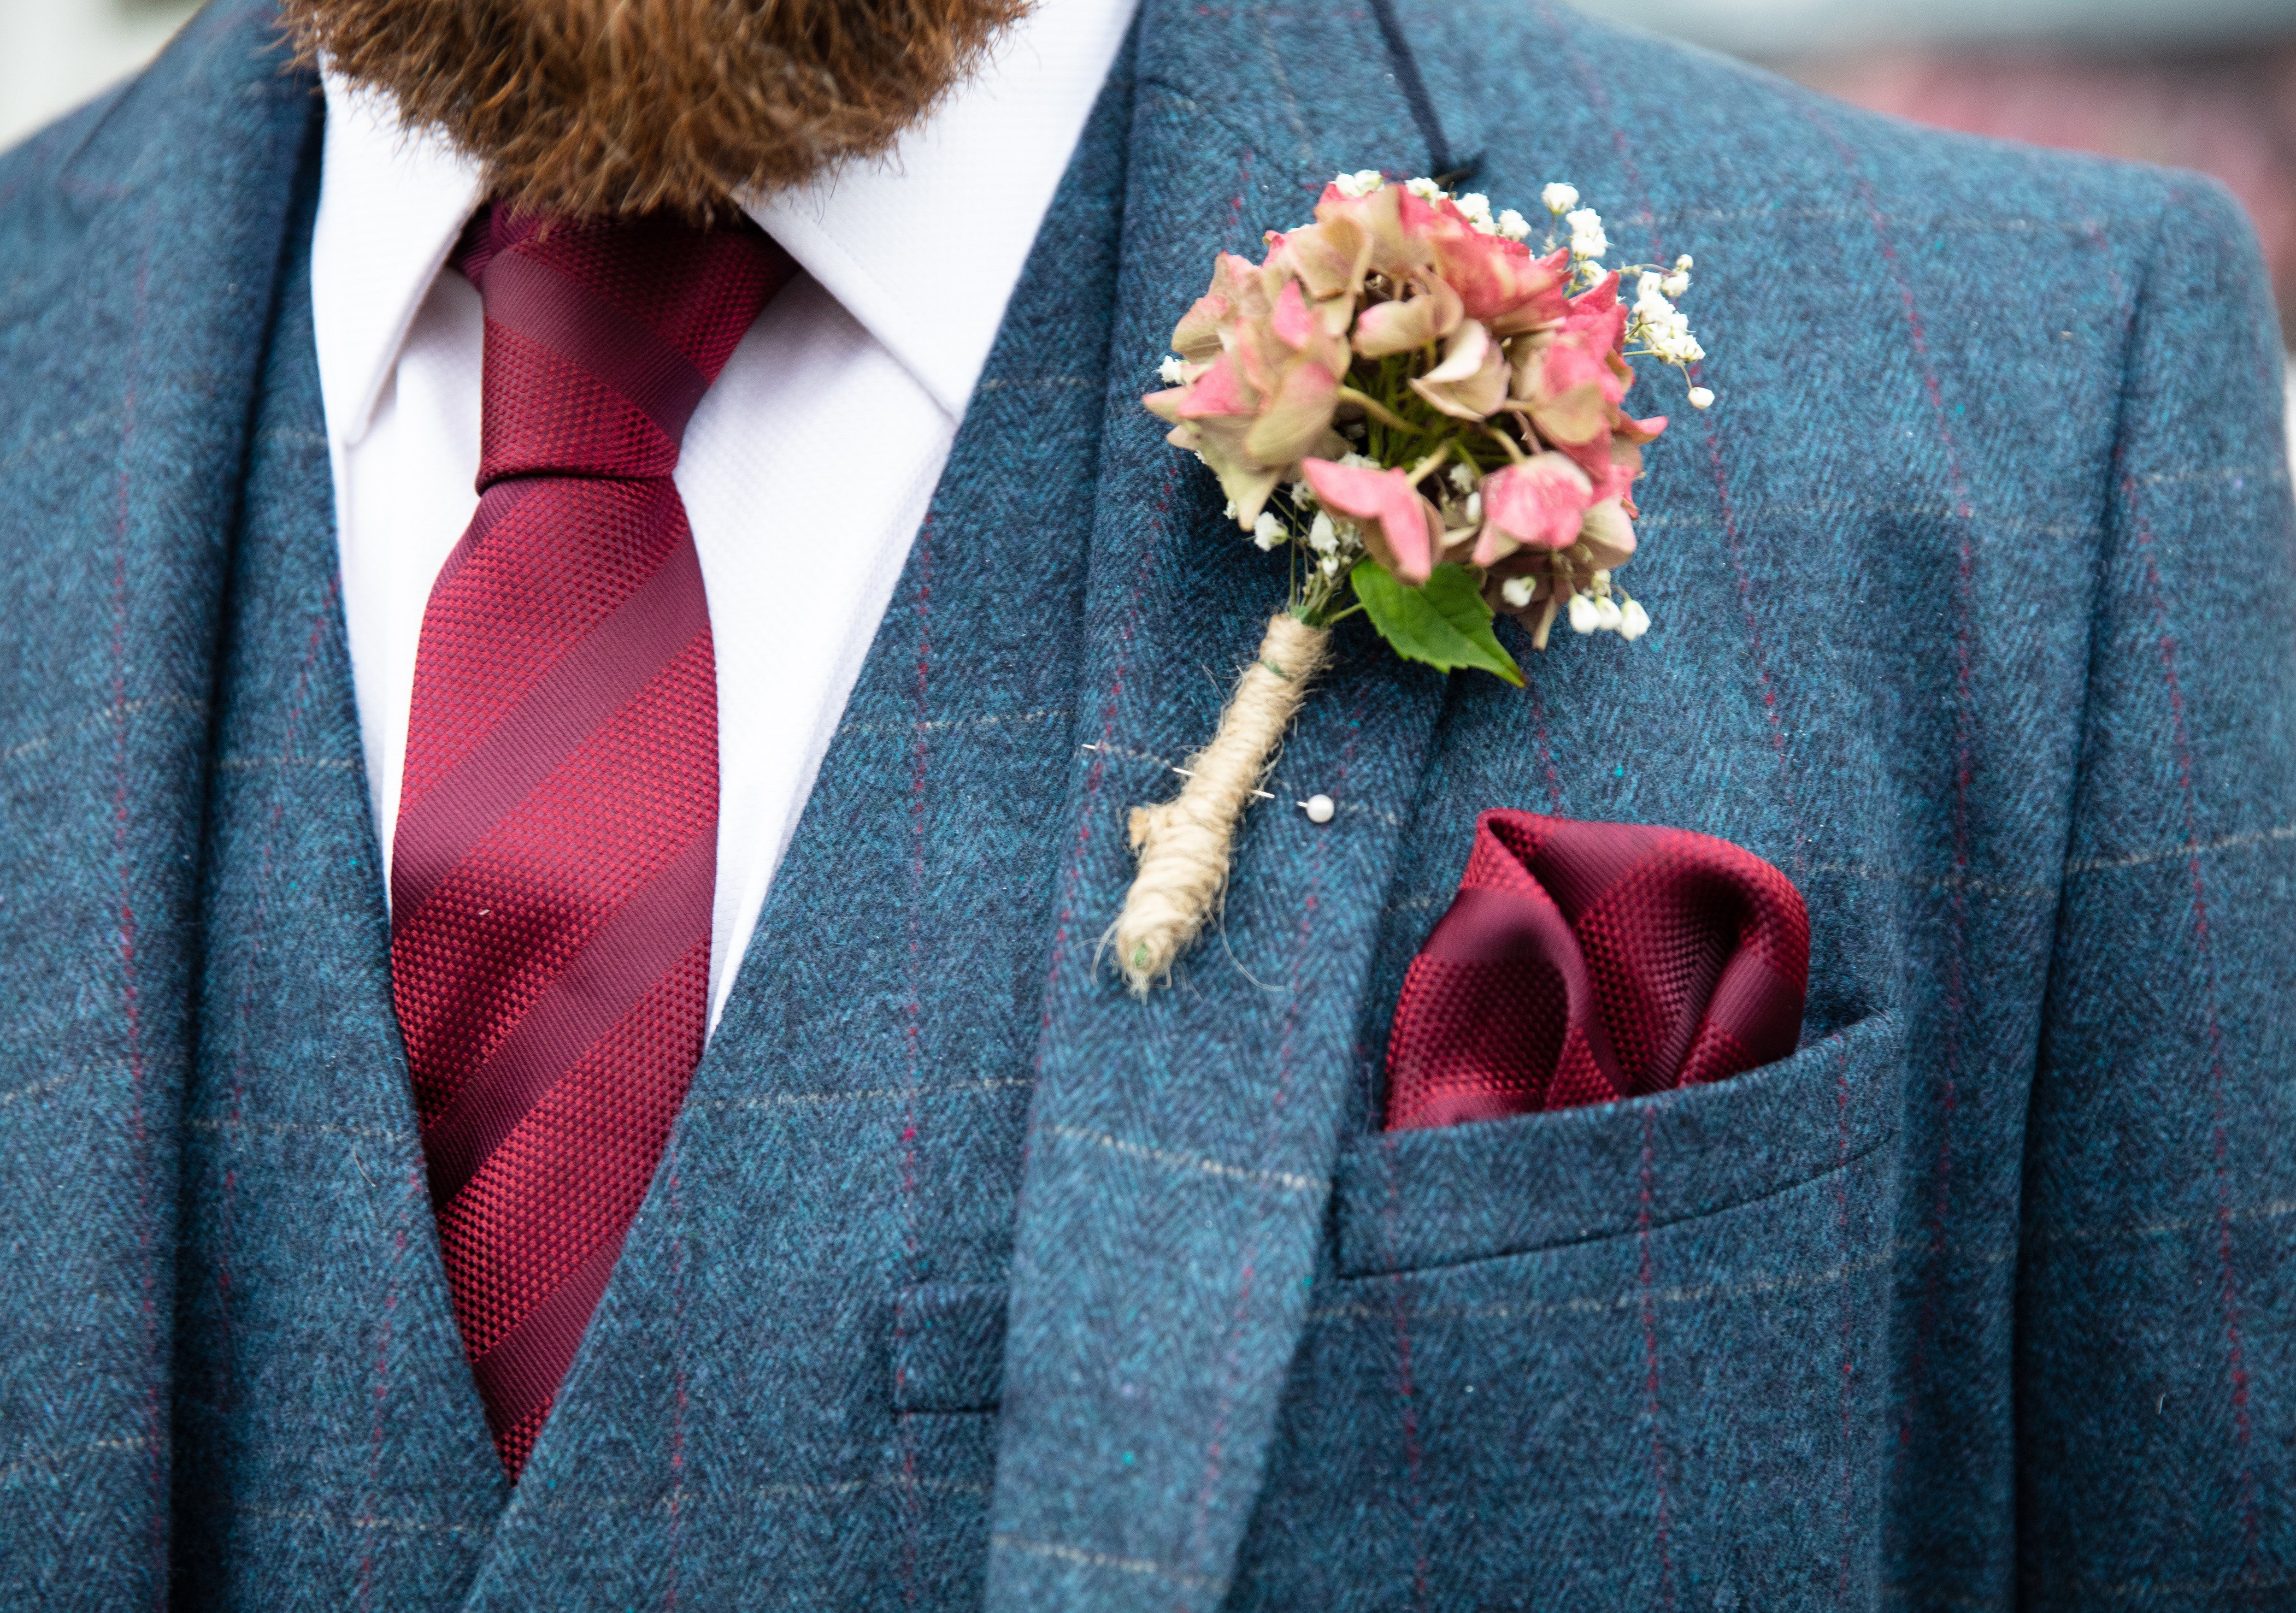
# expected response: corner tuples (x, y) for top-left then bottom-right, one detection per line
(312, 0), (1138, 1028)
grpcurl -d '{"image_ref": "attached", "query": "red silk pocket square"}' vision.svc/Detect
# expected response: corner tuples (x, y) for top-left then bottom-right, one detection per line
(1383, 810), (1810, 1131)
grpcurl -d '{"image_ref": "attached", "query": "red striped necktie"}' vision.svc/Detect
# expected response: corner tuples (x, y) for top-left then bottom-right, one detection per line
(389, 204), (792, 1476)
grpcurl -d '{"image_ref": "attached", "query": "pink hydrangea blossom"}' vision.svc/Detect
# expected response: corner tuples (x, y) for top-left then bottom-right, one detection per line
(1351, 275), (1462, 359)
(1474, 453), (1594, 566)
(1483, 492), (1641, 634)
(1301, 457), (1446, 585)
(1140, 173), (1704, 640)
(1146, 257), (1352, 525)
(1509, 274), (1669, 487)
(1409, 319), (1509, 421)
(1310, 183), (1570, 337)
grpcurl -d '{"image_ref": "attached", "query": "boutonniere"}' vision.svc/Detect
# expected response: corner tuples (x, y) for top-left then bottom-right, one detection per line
(1113, 173), (1712, 993)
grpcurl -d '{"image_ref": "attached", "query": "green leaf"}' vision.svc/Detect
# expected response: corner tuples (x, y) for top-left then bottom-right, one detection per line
(1350, 561), (1526, 686)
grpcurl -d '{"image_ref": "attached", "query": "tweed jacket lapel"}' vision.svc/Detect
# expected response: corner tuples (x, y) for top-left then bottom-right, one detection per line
(985, 2), (1479, 1606)
(0, 3), (322, 1601)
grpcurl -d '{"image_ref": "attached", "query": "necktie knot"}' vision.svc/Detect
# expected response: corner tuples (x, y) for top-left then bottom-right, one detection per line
(460, 204), (794, 487)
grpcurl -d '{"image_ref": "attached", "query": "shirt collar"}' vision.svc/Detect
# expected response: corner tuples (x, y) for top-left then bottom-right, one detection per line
(314, 0), (1139, 447)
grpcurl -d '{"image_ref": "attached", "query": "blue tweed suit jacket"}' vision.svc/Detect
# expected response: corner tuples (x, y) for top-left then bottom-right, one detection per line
(1, 0), (2290, 1607)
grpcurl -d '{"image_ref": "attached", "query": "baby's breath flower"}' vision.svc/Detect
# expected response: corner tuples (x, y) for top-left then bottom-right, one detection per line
(1688, 386), (1715, 409)
(1542, 183), (1579, 215)
(1159, 354), (1185, 384)
(1566, 208), (1608, 262)
(1447, 463), (1476, 492)
(1675, 254), (1694, 271)
(1660, 270), (1690, 298)
(1222, 499), (1238, 522)
(1307, 512), (1340, 555)
(1332, 169), (1386, 198)
(1630, 275), (1707, 370)
(1456, 193), (1495, 233)
(1404, 176), (1445, 201)
(1252, 512), (1285, 551)
(1465, 490), (1482, 524)
(1496, 208), (1532, 242)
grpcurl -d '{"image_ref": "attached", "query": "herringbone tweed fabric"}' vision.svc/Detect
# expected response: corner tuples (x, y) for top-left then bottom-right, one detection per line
(0, 0), (2287, 1609)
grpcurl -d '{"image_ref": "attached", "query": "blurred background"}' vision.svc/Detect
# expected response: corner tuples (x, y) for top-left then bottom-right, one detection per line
(0, 0), (200, 153)
(1575, 0), (2296, 336)
(1, 0), (2291, 452)
(1566, 0), (2296, 463)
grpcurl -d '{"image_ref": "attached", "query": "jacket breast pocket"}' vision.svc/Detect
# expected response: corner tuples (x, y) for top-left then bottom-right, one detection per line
(1230, 1011), (1906, 1613)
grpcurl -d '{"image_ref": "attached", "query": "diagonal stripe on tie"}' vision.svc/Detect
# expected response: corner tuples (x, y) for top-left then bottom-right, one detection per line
(392, 523), (709, 926)
(390, 203), (794, 1478)
(419, 828), (717, 1208)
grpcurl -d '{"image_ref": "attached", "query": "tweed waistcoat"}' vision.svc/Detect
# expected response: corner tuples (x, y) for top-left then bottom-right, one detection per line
(0, 0), (2290, 1609)
(164, 32), (1137, 1606)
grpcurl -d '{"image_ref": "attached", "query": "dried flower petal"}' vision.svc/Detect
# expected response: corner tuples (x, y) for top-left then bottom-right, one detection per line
(1244, 358), (1342, 465)
(1476, 452), (1595, 565)
(1576, 497), (1639, 570)
(1268, 216), (1373, 303)
(1408, 319), (1508, 421)
(1352, 276), (1465, 357)
(1512, 328), (1617, 446)
(1301, 457), (1445, 585)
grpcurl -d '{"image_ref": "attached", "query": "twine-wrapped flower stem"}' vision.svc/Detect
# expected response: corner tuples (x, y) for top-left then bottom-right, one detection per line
(1110, 612), (1331, 994)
